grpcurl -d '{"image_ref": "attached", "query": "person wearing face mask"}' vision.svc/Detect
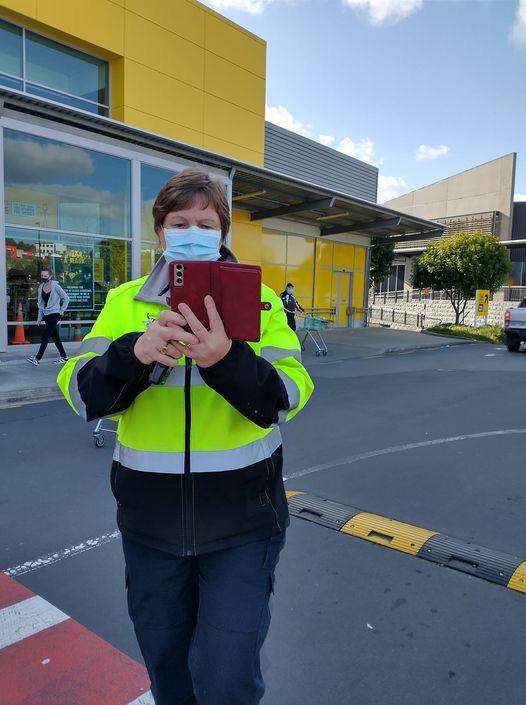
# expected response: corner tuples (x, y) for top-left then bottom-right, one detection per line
(280, 282), (304, 332)
(27, 268), (70, 366)
(57, 167), (313, 705)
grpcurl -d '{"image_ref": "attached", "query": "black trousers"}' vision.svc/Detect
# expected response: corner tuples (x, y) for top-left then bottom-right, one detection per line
(285, 312), (296, 331)
(36, 313), (66, 360)
(122, 530), (286, 705)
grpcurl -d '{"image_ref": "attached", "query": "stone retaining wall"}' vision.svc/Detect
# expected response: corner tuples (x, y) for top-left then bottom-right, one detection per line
(369, 296), (512, 330)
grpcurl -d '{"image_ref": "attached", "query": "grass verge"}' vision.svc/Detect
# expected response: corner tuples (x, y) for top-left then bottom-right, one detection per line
(426, 323), (505, 344)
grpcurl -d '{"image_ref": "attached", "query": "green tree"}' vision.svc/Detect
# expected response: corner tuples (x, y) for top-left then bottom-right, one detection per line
(411, 231), (511, 324)
(370, 242), (395, 287)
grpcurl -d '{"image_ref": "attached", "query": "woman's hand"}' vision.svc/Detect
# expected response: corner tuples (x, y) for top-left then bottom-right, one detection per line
(171, 296), (232, 368)
(134, 310), (199, 366)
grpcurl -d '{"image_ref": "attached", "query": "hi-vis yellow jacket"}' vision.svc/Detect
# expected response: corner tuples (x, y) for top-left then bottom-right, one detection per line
(57, 256), (314, 556)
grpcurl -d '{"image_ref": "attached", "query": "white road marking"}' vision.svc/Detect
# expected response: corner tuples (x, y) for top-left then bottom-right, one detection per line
(283, 428), (526, 481)
(0, 595), (69, 649)
(6, 430), (526, 576)
(127, 692), (155, 705)
(4, 530), (121, 577)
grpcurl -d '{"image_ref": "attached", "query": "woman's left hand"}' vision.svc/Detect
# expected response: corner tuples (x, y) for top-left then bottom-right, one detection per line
(171, 296), (232, 368)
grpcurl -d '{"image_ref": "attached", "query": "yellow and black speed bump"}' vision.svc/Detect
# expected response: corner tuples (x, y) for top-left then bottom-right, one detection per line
(286, 490), (526, 595)
(286, 491), (361, 531)
(418, 535), (521, 587)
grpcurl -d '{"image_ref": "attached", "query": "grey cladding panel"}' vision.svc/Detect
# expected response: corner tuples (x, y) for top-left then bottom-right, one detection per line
(264, 123), (378, 202)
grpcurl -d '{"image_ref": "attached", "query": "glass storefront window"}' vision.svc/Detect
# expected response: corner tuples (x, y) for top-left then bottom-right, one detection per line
(375, 264), (406, 294)
(26, 32), (109, 114)
(0, 19), (23, 89)
(0, 19), (109, 116)
(141, 164), (177, 242)
(141, 242), (162, 276)
(5, 227), (131, 344)
(4, 129), (131, 238)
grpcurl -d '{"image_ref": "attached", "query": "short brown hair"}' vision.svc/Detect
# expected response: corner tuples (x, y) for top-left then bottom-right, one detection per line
(152, 167), (231, 240)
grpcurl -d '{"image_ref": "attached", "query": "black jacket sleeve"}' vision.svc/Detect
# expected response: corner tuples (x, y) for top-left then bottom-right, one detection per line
(198, 341), (289, 428)
(77, 333), (152, 422)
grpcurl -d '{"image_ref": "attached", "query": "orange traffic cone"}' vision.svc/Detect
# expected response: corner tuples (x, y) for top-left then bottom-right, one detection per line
(11, 302), (30, 345)
(73, 323), (83, 342)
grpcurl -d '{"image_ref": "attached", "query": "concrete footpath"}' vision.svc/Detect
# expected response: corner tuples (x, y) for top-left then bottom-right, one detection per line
(0, 327), (473, 407)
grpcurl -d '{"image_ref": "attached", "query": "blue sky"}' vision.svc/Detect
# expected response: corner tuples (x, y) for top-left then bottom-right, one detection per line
(202, 0), (526, 203)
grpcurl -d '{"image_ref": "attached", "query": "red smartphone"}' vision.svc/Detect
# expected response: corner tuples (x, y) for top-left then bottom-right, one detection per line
(169, 261), (263, 342)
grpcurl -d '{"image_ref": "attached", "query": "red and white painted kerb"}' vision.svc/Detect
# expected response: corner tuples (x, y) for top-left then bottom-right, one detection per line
(0, 572), (153, 705)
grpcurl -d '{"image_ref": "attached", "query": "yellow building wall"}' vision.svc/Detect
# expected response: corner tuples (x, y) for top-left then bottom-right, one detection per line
(0, 0), (266, 165)
(261, 229), (366, 322)
(230, 210), (262, 266)
(259, 230), (368, 325)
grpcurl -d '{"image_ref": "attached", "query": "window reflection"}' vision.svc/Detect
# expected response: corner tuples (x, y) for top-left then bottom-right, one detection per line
(141, 242), (163, 276)
(5, 228), (131, 343)
(4, 129), (131, 237)
(141, 164), (177, 242)
(26, 31), (109, 108)
(0, 19), (109, 116)
(0, 19), (22, 81)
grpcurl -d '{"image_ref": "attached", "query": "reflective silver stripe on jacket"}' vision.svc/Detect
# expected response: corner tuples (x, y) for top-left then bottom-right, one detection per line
(163, 365), (207, 387)
(68, 356), (95, 420)
(260, 346), (302, 363)
(113, 426), (282, 474)
(276, 369), (301, 423)
(78, 336), (112, 356)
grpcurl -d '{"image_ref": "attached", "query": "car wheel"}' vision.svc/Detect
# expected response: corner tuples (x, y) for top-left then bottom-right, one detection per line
(507, 340), (521, 352)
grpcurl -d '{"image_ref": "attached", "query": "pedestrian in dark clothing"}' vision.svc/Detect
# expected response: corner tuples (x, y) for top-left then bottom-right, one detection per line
(280, 282), (304, 331)
(27, 268), (69, 365)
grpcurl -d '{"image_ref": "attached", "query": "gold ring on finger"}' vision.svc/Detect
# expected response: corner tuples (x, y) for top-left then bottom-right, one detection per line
(159, 344), (168, 355)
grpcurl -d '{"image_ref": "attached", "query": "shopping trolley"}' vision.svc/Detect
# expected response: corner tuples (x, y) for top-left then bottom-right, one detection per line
(299, 315), (330, 356)
(93, 418), (117, 448)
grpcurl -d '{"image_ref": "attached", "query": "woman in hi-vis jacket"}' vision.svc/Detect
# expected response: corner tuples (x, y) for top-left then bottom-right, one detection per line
(58, 167), (314, 705)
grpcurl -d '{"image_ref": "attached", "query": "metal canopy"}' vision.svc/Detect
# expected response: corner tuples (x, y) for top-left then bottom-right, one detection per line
(231, 170), (442, 241)
(250, 197), (335, 221)
(0, 86), (443, 242)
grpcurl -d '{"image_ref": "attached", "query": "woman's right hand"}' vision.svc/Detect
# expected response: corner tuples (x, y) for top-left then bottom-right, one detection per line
(133, 310), (199, 366)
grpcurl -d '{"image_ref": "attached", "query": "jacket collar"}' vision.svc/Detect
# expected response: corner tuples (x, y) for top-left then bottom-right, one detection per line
(133, 245), (238, 305)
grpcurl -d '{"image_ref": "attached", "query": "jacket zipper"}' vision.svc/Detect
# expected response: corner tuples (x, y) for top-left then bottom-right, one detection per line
(183, 355), (194, 556)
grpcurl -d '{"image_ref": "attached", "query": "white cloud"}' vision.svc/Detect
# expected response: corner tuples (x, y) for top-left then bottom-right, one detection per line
(319, 134), (336, 147)
(511, 0), (526, 47)
(343, 0), (423, 26)
(515, 193), (526, 201)
(415, 144), (450, 161)
(4, 136), (95, 182)
(266, 104), (312, 137)
(377, 175), (408, 203)
(337, 136), (381, 165)
(207, 0), (274, 13)
(266, 103), (383, 167)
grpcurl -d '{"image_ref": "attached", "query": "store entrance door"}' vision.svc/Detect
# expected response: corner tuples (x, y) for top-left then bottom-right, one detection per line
(334, 270), (353, 327)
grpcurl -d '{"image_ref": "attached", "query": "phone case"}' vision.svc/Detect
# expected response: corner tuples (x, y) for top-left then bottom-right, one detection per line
(169, 261), (263, 342)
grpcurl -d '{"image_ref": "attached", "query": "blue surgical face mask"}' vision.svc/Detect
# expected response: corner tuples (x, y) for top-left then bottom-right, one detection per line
(163, 226), (221, 262)
(286, 286), (293, 294)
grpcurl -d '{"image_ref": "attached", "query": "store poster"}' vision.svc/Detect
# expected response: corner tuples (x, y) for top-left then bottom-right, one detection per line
(59, 245), (94, 310)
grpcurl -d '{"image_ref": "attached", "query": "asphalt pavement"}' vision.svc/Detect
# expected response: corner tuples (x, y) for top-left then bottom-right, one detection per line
(0, 325), (472, 406)
(2, 342), (526, 704)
